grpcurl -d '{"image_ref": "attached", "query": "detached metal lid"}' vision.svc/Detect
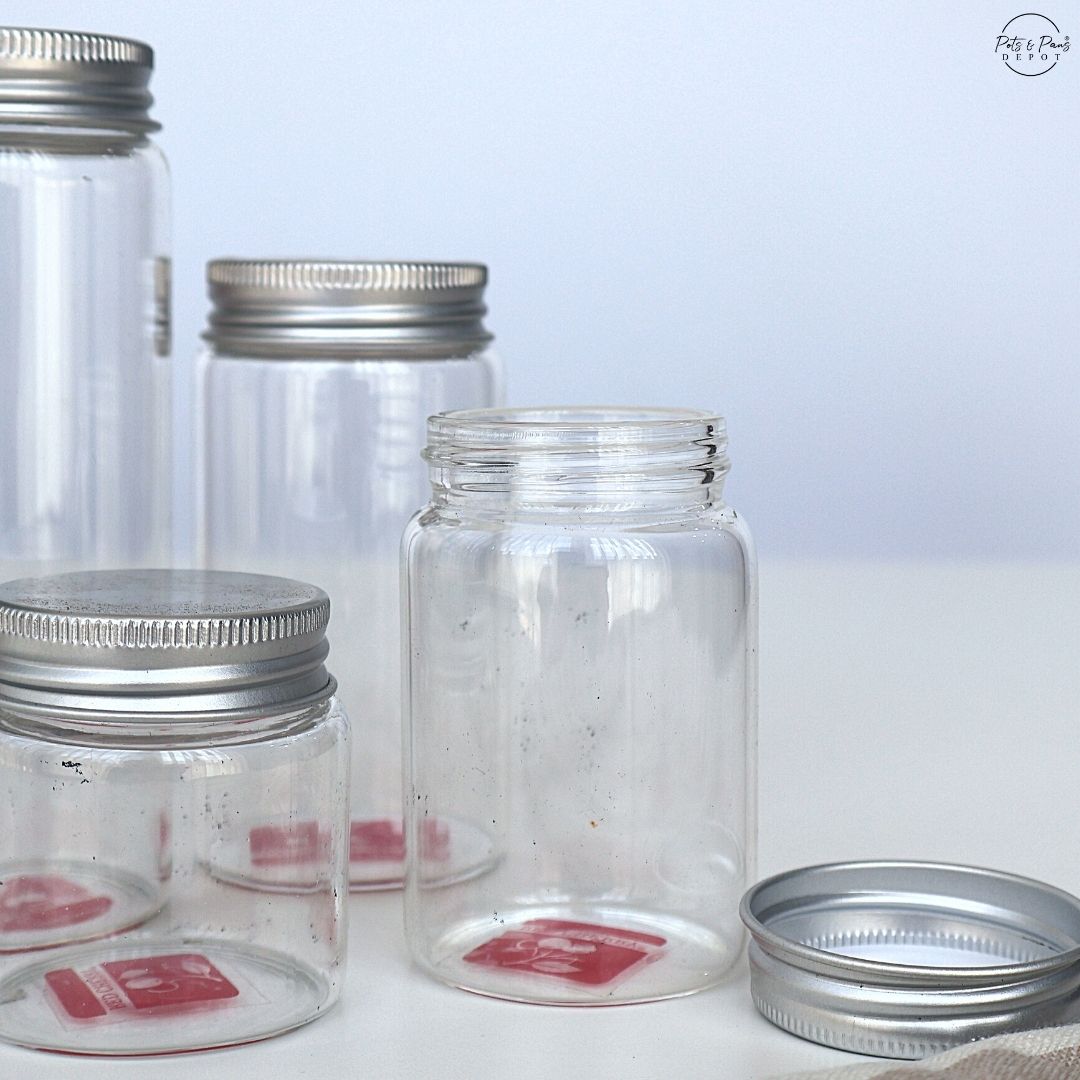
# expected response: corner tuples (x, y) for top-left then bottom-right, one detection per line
(0, 27), (158, 132)
(0, 569), (334, 719)
(205, 259), (493, 358)
(741, 861), (1080, 1060)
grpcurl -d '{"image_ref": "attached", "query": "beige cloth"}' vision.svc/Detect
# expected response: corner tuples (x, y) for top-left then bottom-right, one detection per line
(780, 1025), (1080, 1079)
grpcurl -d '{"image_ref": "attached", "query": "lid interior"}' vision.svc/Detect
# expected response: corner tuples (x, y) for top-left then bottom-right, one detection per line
(744, 861), (1080, 976)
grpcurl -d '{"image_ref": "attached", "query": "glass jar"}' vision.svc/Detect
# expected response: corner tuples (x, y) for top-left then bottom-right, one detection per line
(0, 28), (171, 583)
(0, 570), (348, 1055)
(196, 260), (502, 890)
(403, 407), (756, 1005)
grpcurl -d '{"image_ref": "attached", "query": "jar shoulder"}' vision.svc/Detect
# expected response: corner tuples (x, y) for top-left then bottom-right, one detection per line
(0, 696), (349, 756)
(403, 503), (755, 565)
(196, 345), (499, 372)
(0, 132), (168, 175)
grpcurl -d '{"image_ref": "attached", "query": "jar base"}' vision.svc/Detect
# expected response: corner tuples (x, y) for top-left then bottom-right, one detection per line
(418, 904), (741, 1005)
(349, 872), (404, 892)
(348, 814), (497, 892)
(0, 936), (334, 1055)
(204, 813), (497, 893)
(0, 860), (162, 954)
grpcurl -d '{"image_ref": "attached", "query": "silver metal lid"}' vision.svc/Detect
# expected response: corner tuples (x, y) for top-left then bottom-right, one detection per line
(741, 861), (1080, 1060)
(204, 259), (493, 358)
(0, 27), (158, 133)
(0, 569), (334, 719)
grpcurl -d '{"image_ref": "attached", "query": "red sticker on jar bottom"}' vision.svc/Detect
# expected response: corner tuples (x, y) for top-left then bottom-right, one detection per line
(45, 953), (239, 1021)
(244, 817), (454, 867)
(0, 875), (113, 933)
(463, 919), (667, 986)
(350, 818), (450, 863)
(249, 822), (330, 867)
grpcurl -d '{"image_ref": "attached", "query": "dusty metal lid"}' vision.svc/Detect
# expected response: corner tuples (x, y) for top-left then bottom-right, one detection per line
(740, 861), (1080, 1060)
(0, 27), (158, 133)
(0, 569), (334, 718)
(204, 259), (493, 358)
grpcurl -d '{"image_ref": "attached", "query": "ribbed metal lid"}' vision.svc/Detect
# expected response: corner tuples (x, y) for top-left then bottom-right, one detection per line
(0, 569), (334, 719)
(0, 27), (158, 132)
(205, 259), (493, 358)
(741, 861), (1080, 1060)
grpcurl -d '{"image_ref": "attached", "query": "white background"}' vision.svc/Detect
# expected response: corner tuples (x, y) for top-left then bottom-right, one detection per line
(7, 0), (1078, 558)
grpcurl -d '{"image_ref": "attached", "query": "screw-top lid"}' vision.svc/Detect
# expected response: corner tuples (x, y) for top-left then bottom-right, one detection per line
(0, 27), (158, 132)
(0, 570), (334, 719)
(741, 861), (1080, 1059)
(204, 259), (493, 358)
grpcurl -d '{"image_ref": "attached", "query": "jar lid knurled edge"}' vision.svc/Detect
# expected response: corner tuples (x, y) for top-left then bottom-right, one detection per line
(0, 26), (159, 132)
(203, 259), (493, 358)
(740, 860), (1080, 1059)
(0, 569), (335, 718)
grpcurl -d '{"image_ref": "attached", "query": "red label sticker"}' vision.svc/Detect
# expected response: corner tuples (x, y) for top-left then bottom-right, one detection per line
(46, 953), (239, 1020)
(43, 967), (107, 1019)
(349, 818), (451, 863)
(0, 875), (113, 933)
(350, 819), (404, 862)
(249, 821), (330, 867)
(463, 919), (666, 986)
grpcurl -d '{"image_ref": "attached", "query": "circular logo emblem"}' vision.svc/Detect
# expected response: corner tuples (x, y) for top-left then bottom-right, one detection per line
(996, 13), (1070, 75)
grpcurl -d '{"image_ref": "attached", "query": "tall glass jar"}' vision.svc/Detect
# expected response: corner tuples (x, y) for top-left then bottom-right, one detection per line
(196, 260), (501, 889)
(0, 28), (171, 581)
(0, 570), (348, 1055)
(403, 408), (756, 1005)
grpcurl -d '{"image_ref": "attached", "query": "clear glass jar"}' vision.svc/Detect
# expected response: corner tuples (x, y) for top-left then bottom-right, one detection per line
(196, 260), (501, 890)
(0, 28), (172, 583)
(0, 570), (348, 1055)
(403, 408), (756, 1005)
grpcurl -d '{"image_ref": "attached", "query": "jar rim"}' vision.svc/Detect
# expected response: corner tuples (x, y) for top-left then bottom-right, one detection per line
(427, 406), (725, 450)
(435, 405), (721, 428)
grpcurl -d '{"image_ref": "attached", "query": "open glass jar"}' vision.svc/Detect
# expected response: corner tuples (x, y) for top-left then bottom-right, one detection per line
(0, 570), (348, 1055)
(403, 407), (757, 1004)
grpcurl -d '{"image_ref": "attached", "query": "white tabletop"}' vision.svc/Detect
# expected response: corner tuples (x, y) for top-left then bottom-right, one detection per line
(7, 559), (1080, 1080)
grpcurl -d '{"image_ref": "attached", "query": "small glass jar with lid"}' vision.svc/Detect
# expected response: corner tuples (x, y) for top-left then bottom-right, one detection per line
(0, 570), (348, 1055)
(196, 259), (502, 890)
(0, 28), (172, 583)
(403, 407), (757, 1005)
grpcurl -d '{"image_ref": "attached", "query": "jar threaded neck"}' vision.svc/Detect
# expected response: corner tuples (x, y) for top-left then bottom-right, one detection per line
(424, 407), (729, 514)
